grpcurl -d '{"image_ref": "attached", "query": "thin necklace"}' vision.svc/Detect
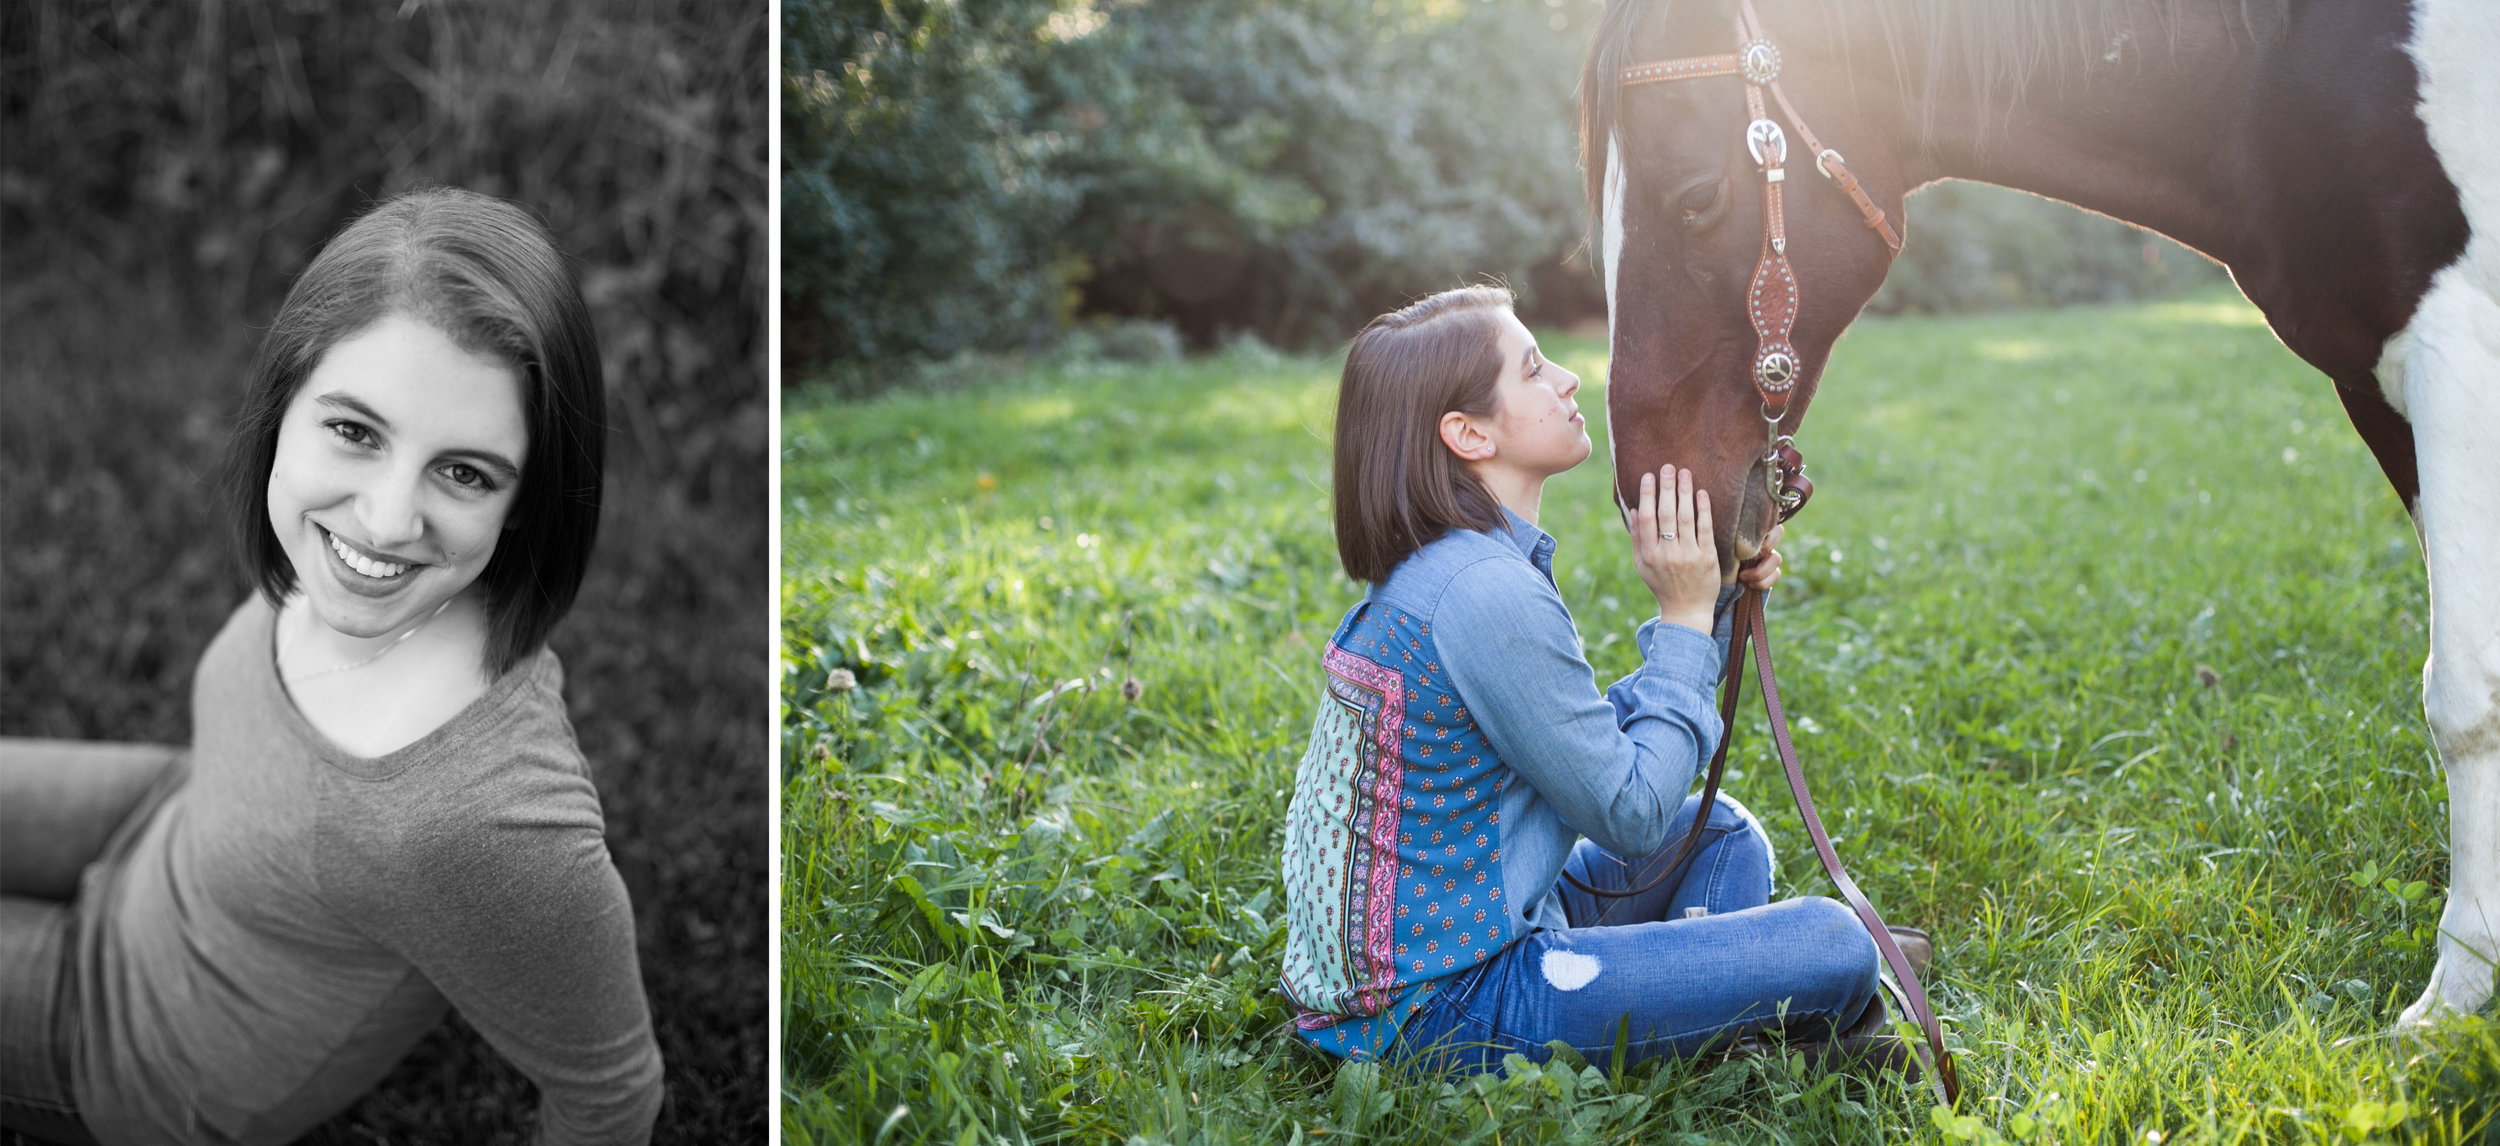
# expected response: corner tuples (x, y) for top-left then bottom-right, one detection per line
(281, 598), (455, 684)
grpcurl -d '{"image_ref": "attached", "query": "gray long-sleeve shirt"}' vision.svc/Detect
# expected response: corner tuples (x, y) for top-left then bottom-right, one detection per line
(70, 595), (663, 1145)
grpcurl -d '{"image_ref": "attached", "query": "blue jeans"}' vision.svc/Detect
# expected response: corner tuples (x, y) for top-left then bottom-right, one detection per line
(1395, 793), (1879, 1075)
(1, 739), (181, 1146)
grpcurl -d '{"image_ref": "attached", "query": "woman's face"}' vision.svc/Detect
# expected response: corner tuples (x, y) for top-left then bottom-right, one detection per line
(267, 312), (529, 639)
(1481, 310), (1590, 478)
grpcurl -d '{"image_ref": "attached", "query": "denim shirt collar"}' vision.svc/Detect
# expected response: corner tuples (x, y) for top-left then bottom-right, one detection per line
(1365, 508), (1562, 604)
(1497, 507), (1558, 588)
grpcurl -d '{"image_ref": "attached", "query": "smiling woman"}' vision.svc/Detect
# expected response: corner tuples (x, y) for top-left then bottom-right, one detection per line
(264, 315), (531, 756)
(0, 189), (659, 1146)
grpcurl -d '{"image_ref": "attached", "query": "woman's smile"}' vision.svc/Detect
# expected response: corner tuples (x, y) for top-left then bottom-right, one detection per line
(322, 527), (423, 585)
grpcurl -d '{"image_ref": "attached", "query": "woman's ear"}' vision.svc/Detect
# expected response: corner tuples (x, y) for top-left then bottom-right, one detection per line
(1439, 410), (1496, 463)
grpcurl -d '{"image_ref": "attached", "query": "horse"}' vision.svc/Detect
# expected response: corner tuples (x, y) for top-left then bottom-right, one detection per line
(1582, 0), (2497, 1026)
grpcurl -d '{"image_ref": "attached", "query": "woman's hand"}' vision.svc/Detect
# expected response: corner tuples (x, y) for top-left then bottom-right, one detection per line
(1632, 465), (1721, 634)
(1735, 523), (1784, 591)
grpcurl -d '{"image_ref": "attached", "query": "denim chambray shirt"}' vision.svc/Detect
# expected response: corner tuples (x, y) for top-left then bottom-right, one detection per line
(1280, 508), (1737, 1059)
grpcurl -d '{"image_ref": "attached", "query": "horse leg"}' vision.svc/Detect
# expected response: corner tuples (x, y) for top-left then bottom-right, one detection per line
(2392, 268), (2500, 1025)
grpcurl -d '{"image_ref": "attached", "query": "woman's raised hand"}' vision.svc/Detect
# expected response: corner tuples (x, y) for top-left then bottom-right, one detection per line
(1632, 465), (1721, 634)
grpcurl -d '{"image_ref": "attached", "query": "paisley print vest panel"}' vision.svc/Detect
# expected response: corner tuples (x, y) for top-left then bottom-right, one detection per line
(1282, 599), (1506, 1057)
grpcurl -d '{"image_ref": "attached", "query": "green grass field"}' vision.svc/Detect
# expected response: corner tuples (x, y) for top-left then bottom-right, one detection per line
(781, 292), (2498, 1144)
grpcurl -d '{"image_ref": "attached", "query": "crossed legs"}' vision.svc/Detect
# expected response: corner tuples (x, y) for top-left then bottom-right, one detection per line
(1, 739), (183, 900)
(1396, 793), (1878, 1074)
(1, 738), (181, 1144)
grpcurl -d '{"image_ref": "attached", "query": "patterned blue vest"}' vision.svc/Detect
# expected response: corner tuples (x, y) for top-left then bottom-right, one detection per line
(1281, 597), (1508, 1058)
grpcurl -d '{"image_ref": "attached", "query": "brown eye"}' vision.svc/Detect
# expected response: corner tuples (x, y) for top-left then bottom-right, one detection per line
(1678, 180), (1723, 223)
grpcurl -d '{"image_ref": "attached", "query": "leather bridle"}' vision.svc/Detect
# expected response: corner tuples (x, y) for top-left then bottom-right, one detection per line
(1566, 0), (1962, 1105)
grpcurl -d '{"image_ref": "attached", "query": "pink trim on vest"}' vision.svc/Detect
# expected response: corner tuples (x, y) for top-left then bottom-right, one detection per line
(1323, 642), (1405, 1013)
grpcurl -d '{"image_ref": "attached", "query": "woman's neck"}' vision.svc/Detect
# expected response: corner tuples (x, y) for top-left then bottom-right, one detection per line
(1475, 465), (1544, 527)
(277, 591), (498, 757)
(278, 591), (488, 686)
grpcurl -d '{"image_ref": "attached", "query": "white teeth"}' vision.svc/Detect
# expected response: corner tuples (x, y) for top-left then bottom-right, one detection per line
(329, 532), (410, 578)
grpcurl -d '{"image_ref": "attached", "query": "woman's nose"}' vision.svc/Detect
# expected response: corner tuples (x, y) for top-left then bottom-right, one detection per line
(1556, 365), (1581, 399)
(357, 470), (426, 549)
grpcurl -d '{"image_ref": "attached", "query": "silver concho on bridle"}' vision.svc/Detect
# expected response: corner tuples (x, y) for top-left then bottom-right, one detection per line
(1740, 39), (1781, 84)
(1755, 348), (1797, 390)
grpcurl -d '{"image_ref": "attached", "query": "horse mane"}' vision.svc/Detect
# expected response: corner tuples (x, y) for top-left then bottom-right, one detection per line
(1580, 0), (2270, 227)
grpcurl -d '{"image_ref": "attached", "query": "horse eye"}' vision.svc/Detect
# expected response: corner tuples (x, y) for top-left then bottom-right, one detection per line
(1677, 180), (1722, 223)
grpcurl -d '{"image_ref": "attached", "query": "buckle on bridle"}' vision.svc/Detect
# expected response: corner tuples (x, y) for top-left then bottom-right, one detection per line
(1763, 405), (1811, 520)
(1745, 119), (1787, 169)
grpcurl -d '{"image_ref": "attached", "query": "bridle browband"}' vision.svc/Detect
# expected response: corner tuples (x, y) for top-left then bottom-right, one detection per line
(1576, 0), (1962, 1106)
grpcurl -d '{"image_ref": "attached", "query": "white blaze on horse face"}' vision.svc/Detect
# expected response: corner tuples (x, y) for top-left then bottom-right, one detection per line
(1604, 135), (1627, 342)
(2390, 0), (2500, 1024)
(1602, 134), (1632, 517)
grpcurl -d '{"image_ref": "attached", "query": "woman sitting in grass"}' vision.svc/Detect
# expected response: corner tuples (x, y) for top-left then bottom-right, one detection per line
(0, 188), (662, 1145)
(1280, 284), (1910, 1076)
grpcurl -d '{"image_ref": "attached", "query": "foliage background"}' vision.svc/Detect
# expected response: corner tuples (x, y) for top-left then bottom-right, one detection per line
(0, 1), (766, 1141)
(782, 0), (2225, 396)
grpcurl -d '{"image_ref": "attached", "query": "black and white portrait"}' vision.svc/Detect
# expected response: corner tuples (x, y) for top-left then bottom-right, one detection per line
(0, 3), (768, 1142)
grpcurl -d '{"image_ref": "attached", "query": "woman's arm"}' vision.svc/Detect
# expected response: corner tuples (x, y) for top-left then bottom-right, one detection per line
(349, 767), (666, 1144)
(1435, 557), (1724, 859)
(1436, 468), (1742, 858)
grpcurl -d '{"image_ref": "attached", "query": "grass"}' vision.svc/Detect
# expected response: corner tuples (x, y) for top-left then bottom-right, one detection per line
(780, 291), (2500, 1145)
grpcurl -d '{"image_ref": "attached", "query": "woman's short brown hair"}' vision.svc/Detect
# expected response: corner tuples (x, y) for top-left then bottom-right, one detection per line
(1333, 285), (1516, 583)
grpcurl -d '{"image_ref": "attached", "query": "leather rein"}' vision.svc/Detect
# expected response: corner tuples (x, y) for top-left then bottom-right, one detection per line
(1559, 0), (1961, 1104)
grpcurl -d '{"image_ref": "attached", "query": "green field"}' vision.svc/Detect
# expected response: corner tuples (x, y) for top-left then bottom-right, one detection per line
(781, 293), (2498, 1144)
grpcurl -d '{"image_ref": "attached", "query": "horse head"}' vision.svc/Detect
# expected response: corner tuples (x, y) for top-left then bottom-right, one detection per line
(1584, 0), (1909, 564)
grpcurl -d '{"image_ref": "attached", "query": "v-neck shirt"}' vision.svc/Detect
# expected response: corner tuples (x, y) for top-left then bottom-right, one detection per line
(68, 594), (662, 1144)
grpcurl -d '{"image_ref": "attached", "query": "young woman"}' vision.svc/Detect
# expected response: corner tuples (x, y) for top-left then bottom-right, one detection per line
(0, 189), (663, 1144)
(1281, 285), (1901, 1075)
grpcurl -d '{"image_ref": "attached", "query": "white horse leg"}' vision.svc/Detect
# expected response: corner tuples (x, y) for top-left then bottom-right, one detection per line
(2396, 0), (2500, 1024)
(2392, 270), (2500, 1025)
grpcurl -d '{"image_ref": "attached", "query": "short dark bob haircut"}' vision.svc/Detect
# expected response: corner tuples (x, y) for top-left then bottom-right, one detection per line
(1333, 285), (1514, 584)
(222, 187), (605, 678)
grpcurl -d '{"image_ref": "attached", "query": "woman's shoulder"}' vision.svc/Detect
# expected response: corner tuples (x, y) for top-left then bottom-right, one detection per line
(318, 686), (623, 955)
(1376, 524), (1553, 611)
(405, 649), (590, 794)
(194, 592), (279, 681)
(320, 648), (600, 831)
(315, 652), (609, 907)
